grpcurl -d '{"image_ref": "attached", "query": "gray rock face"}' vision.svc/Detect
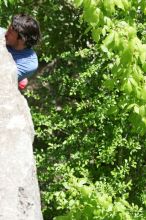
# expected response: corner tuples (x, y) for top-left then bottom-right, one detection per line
(0, 32), (43, 219)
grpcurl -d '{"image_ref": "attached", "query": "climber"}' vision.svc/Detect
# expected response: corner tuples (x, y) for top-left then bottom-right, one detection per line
(5, 14), (41, 90)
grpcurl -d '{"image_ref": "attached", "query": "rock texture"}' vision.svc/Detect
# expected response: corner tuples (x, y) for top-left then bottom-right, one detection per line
(0, 30), (43, 219)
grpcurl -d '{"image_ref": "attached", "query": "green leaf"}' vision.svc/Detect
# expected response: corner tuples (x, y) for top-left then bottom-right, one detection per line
(92, 28), (101, 43)
(127, 27), (137, 39)
(129, 77), (138, 88)
(121, 48), (133, 64)
(134, 105), (140, 114)
(122, 79), (132, 93)
(114, 32), (120, 48)
(139, 105), (146, 117)
(121, 0), (131, 10)
(142, 117), (146, 126)
(142, 63), (146, 72)
(74, 0), (83, 7)
(141, 85), (146, 100)
(133, 66), (143, 82)
(103, 31), (115, 47)
(114, 0), (125, 10)
(3, 0), (8, 6)
(104, 78), (115, 90)
(107, 106), (118, 115)
(101, 45), (109, 53)
(103, 0), (115, 14)
(84, 7), (100, 26)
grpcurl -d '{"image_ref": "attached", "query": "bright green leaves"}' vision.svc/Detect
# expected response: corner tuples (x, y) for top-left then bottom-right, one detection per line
(101, 25), (146, 134)
(83, 5), (102, 27)
(78, 0), (146, 134)
(141, 84), (146, 100)
(74, 0), (83, 7)
(122, 77), (134, 93)
(140, 0), (146, 15)
(103, 0), (131, 14)
(133, 104), (146, 118)
(103, 0), (115, 14)
(103, 31), (115, 48)
(92, 28), (101, 43)
(74, 0), (103, 28)
(139, 105), (146, 117)
(103, 23), (137, 55)
(114, 0), (125, 10)
(73, 0), (146, 133)
(54, 176), (143, 220)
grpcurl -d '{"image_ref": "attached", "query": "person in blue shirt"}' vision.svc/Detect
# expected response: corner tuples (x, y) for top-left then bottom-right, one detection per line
(5, 14), (41, 89)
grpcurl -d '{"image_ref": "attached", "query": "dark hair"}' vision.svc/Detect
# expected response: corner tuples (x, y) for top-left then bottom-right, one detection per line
(11, 14), (41, 48)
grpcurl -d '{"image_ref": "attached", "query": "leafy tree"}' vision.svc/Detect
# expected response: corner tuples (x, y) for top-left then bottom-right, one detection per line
(73, 0), (146, 135)
(26, 46), (146, 219)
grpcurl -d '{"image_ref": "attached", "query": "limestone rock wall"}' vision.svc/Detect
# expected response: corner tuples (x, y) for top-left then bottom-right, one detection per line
(0, 31), (43, 219)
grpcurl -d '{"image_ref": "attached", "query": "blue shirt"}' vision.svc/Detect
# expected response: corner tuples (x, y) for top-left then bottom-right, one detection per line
(7, 46), (38, 82)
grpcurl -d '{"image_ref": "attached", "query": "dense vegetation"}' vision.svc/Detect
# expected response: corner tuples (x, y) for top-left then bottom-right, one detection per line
(1, 0), (146, 219)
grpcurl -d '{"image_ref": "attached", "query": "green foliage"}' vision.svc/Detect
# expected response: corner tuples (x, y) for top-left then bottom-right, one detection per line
(0, 0), (14, 6)
(54, 176), (144, 220)
(73, 0), (146, 134)
(25, 47), (146, 219)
